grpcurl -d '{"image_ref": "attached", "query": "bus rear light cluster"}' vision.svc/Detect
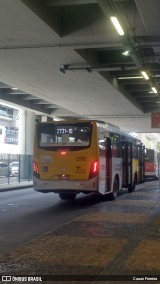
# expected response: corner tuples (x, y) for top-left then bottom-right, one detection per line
(89, 161), (99, 179)
(32, 161), (40, 178)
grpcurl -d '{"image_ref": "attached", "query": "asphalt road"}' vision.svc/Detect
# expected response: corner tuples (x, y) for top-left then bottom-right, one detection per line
(0, 187), (107, 256)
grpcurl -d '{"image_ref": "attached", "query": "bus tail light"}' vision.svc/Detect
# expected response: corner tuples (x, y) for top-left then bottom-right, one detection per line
(89, 161), (99, 179)
(32, 161), (40, 178)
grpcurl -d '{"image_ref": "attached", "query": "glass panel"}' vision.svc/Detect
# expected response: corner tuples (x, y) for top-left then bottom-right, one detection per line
(0, 154), (32, 185)
(145, 149), (154, 162)
(38, 123), (92, 148)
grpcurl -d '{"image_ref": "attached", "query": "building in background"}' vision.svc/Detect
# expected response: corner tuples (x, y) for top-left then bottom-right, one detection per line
(0, 102), (35, 155)
(0, 104), (19, 145)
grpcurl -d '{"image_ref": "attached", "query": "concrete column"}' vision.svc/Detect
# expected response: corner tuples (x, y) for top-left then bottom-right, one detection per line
(18, 109), (36, 154)
(18, 109), (26, 154)
(25, 111), (36, 155)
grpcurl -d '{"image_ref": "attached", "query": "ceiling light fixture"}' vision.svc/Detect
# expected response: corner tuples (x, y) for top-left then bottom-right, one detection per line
(53, 117), (61, 121)
(11, 87), (18, 90)
(141, 71), (149, 80)
(110, 16), (124, 36)
(122, 50), (130, 56)
(118, 76), (143, 80)
(151, 87), (158, 94)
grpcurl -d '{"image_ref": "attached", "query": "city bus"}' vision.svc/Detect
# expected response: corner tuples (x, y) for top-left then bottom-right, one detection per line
(33, 120), (145, 200)
(145, 148), (159, 180)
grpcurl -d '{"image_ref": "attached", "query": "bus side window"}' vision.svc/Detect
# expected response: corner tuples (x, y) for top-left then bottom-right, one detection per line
(105, 137), (112, 158)
(99, 139), (106, 156)
(99, 140), (105, 149)
(111, 142), (121, 158)
(133, 145), (138, 159)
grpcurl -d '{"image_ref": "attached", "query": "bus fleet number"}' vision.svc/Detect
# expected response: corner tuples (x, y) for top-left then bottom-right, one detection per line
(76, 156), (86, 161)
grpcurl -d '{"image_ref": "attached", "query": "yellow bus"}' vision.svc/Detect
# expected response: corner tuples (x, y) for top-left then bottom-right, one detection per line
(33, 120), (145, 200)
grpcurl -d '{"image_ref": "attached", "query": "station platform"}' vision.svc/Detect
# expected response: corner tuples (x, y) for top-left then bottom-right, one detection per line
(0, 180), (160, 283)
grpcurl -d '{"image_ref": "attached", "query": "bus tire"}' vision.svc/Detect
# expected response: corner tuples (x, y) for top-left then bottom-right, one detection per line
(59, 193), (76, 200)
(110, 179), (119, 200)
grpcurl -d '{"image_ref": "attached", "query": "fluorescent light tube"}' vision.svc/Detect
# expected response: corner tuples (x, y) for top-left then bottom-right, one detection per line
(122, 50), (130, 56)
(11, 87), (18, 90)
(118, 76), (143, 80)
(151, 87), (158, 93)
(110, 17), (124, 36)
(141, 71), (149, 80)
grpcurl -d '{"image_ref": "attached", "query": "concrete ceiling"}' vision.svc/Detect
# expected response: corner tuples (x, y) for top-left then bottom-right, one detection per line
(0, 0), (160, 132)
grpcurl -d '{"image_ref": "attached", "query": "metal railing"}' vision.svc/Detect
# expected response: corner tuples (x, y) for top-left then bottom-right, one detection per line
(0, 154), (33, 185)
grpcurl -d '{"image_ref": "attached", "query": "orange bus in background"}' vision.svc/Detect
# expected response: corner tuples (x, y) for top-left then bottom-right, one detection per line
(145, 148), (159, 180)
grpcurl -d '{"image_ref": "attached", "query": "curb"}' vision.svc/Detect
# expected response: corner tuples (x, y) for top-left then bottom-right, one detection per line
(0, 182), (33, 193)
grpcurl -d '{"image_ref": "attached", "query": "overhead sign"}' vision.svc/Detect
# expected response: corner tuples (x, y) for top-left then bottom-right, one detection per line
(151, 113), (160, 128)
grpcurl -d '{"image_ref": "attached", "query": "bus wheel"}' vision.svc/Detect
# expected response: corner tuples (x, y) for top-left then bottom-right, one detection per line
(110, 179), (118, 200)
(59, 193), (76, 200)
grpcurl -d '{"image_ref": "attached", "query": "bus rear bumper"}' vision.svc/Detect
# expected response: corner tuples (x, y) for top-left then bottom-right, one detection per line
(33, 176), (98, 194)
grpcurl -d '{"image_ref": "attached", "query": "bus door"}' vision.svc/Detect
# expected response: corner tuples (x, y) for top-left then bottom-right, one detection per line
(98, 137), (111, 194)
(142, 145), (145, 182)
(138, 143), (145, 183)
(105, 137), (112, 192)
(121, 141), (132, 188)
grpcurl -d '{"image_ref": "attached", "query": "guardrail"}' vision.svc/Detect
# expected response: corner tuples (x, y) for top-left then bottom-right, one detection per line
(0, 154), (32, 185)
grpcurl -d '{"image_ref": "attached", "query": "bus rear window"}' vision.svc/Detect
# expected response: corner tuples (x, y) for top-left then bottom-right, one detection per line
(145, 149), (154, 162)
(37, 123), (92, 149)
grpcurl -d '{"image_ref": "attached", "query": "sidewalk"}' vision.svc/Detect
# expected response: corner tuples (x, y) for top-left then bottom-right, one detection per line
(0, 181), (33, 192)
(0, 180), (160, 283)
